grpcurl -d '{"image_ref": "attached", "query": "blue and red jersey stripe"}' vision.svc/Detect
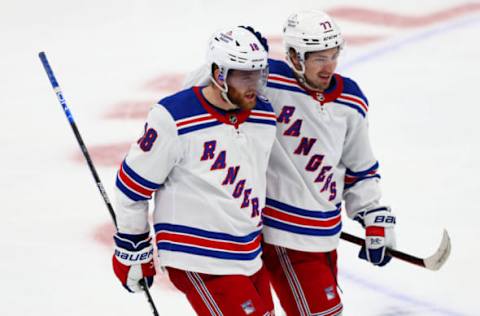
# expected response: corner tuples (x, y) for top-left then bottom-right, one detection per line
(247, 110), (277, 126)
(263, 198), (342, 236)
(175, 113), (221, 135)
(267, 74), (308, 95)
(335, 93), (369, 118)
(154, 223), (262, 261)
(344, 162), (380, 189)
(116, 160), (162, 201)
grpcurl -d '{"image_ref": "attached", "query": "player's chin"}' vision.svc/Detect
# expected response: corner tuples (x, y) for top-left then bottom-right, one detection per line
(310, 80), (328, 91)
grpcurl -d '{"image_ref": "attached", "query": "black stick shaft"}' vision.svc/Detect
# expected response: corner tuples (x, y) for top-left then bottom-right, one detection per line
(340, 232), (425, 268)
(39, 51), (159, 316)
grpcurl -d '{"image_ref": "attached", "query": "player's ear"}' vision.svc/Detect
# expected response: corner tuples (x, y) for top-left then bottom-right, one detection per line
(288, 48), (302, 71)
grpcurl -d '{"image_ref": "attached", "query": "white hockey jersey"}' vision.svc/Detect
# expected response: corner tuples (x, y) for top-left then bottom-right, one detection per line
(262, 59), (383, 252)
(114, 86), (277, 276)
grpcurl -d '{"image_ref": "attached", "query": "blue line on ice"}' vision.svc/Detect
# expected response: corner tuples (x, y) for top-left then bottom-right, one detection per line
(341, 270), (465, 315)
(339, 14), (480, 71)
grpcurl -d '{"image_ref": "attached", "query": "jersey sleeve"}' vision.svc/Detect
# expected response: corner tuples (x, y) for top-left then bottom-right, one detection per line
(114, 104), (181, 234)
(341, 96), (383, 220)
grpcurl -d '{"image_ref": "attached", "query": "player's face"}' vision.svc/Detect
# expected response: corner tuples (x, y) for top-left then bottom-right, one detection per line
(303, 47), (340, 91)
(226, 69), (263, 110)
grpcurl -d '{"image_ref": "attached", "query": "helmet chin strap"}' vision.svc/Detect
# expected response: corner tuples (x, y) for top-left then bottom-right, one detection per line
(209, 72), (240, 110)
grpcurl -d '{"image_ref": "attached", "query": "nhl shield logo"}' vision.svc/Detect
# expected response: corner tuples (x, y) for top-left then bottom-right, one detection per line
(241, 299), (255, 315)
(229, 114), (238, 124)
(316, 92), (325, 101)
(324, 286), (336, 300)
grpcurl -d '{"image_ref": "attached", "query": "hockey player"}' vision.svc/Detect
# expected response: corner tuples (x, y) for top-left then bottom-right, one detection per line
(261, 10), (397, 315)
(112, 26), (277, 315)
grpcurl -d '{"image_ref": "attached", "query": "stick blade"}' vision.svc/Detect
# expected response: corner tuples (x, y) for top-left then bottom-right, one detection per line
(423, 229), (451, 271)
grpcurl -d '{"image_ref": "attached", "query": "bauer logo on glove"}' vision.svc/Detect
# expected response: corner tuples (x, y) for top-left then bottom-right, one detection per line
(112, 232), (156, 293)
(114, 248), (154, 262)
(374, 214), (396, 224)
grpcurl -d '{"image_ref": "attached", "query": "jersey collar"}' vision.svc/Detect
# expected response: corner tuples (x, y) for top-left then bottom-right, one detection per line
(299, 74), (344, 105)
(193, 86), (251, 128)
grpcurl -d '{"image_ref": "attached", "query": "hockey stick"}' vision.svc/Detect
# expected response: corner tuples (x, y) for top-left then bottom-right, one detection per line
(38, 52), (160, 316)
(340, 229), (451, 271)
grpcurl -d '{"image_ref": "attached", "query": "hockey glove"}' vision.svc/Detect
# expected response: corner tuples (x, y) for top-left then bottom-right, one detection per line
(112, 232), (156, 292)
(354, 207), (396, 266)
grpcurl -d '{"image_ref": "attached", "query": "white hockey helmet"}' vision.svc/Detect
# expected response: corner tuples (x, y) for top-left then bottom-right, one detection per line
(207, 26), (268, 74)
(283, 10), (344, 64)
(206, 26), (269, 106)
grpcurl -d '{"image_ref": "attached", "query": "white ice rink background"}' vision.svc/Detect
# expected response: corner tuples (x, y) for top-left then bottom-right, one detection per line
(1, 0), (479, 315)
